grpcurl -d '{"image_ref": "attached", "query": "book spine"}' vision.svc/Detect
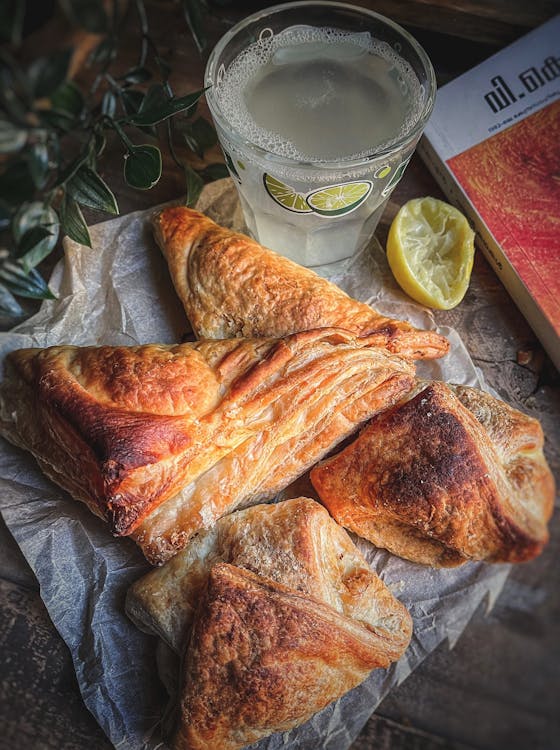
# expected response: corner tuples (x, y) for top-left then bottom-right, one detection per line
(417, 137), (560, 371)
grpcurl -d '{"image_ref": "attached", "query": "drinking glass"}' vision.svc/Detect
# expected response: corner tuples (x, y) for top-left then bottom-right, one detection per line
(204, 1), (436, 267)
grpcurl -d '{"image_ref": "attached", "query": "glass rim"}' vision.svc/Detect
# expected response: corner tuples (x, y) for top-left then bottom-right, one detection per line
(204, 0), (437, 169)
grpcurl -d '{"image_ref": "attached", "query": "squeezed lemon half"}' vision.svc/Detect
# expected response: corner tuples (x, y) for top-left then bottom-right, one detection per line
(387, 197), (475, 310)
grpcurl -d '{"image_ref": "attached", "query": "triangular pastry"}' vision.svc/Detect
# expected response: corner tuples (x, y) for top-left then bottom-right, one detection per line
(126, 497), (412, 653)
(0, 329), (414, 564)
(174, 562), (410, 750)
(153, 206), (449, 360)
(311, 381), (554, 566)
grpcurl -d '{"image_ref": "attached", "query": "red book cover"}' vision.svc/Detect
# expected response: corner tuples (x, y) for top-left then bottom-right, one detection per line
(418, 15), (560, 369)
(447, 101), (560, 341)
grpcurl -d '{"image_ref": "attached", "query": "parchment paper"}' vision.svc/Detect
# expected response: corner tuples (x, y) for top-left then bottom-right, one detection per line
(0, 179), (510, 750)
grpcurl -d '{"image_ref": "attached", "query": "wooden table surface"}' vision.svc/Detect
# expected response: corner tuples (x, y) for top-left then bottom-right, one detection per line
(1, 2), (559, 750)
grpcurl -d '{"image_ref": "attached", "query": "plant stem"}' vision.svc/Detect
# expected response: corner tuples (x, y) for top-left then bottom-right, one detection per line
(108, 118), (134, 151)
(135, 0), (150, 68)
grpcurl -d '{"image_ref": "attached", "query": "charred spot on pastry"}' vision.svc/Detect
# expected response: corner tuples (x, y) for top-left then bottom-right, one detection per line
(370, 385), (488, 510)
(311, 379), (553, 566)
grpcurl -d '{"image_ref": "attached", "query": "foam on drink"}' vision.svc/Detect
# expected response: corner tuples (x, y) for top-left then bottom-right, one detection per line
(215, 25), (424, 162)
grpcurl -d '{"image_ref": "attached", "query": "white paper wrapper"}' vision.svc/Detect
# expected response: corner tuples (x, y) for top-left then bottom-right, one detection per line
(0, 179), (510, 750)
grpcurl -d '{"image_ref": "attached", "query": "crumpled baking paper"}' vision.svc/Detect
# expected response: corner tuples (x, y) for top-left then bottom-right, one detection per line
(0, 179), (510, 750)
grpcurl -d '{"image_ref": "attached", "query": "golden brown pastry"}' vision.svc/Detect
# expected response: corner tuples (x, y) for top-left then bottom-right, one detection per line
(311, 381), (554, 566)
(0, 329), (415, 564)
(153, 206), (449, 360)
(126, 497), (412, 653)
(128, 497), (412, 748)
(175, 562), (410, 750)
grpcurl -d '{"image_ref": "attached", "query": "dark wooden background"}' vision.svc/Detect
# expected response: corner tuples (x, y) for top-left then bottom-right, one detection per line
(1, 2), (559, 749)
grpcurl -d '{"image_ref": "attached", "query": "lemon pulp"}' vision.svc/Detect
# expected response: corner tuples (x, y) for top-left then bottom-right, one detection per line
(386, 196), (475, 310)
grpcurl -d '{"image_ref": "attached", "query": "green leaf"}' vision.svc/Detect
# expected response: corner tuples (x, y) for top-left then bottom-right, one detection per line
(137, 83), (167, 112)
(101, 90), (117, 117)
(120, 67), (152, 85)
(37, 108), (76, 132)
(13, 202), (59, 269)
(66, 165), (119, 215)
(89, 37), (116, 65)
(0, 281), (24, 317)
(124, 145), (162, 190)
(121, 89), (144, 116)
(0, 261), (55, 300)
(52, 145), (91, 189)
(16, 226), (55, 271)
(94, 130), (106, 157)
(0, 79), (27, 123)
(184, 164), (204, 207)
(50, 81), (84, 118)
(13, 202), (58, 241)
(28, 49), (72, 99)
(27, 142), (50, 188)
(60, 196), (92, 247)
(60, 0), (108, 33)
(180, 116), (217, 158)
(16, 226), (52, 252)
(120, 94), (158, 140)
(123, 87), (160, 137)
(0, 120), (27, 154)
(0, 160), (35, 206)
(127, 89), (204, 127)
(181, 0), (207, 53)
(0, 53), (33, 110)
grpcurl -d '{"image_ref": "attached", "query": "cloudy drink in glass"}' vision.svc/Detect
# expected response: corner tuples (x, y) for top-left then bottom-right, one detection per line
(205, 2), (436, 267)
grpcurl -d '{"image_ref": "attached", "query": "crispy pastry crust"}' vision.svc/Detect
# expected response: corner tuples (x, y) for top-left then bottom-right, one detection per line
(153, 206), (449, 360)
(0, 330), (414, 564)
(311, 382), (554, 566)
(126, 497), (412, 653)
(174, 562), (410, 750)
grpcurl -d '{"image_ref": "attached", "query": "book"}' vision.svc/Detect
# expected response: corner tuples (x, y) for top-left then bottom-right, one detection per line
(417, 14), (560, 371)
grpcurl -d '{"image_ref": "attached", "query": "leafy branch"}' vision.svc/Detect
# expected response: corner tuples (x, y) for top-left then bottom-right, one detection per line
(0, 0), (228, 321)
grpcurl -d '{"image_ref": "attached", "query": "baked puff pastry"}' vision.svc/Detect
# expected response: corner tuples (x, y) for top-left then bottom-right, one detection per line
(175, 562), (409, 750)
(126, 497), (412, 654)
(0, 329), (414, 564)
(153, 206), (449, 360)
(311, 381), (554, 566)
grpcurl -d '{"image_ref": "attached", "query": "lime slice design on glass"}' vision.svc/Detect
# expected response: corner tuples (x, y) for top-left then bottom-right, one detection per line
(306, 181), (373, 217)
(374, 165), (391, 179)
(264, 174), (312, 213)
(382, 156), (411, 197)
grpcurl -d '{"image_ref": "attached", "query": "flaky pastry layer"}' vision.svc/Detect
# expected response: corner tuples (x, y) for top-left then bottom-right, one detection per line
(153, 206), (449, 360)
(0, 329), (415, 564)
(311, 381), (554, 565)
(126, 497), (412, 653)
(175, 562), (409, 750)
